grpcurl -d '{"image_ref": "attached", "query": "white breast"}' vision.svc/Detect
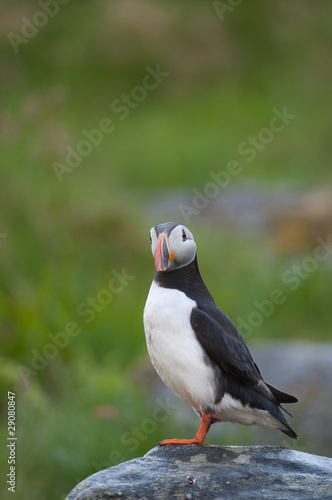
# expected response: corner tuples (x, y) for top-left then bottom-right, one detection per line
(143, 281), (217, 413)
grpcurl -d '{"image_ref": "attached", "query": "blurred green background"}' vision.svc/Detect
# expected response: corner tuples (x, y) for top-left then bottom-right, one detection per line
(1, 1), (332, 498)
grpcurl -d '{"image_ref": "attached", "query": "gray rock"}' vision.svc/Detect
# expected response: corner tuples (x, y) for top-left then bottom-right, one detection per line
(66, 445), (332, 500)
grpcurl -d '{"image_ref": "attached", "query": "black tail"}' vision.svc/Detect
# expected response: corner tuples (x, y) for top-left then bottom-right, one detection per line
(265, 382), (298, 423)
(266, 383), (298, 404)
(280, 422), (298, 440)
(224, 375), (299, 439)
(262, 394), (298, 440)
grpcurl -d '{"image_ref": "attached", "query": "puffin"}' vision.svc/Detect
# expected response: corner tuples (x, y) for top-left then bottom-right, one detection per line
(143, 222), (298, 445)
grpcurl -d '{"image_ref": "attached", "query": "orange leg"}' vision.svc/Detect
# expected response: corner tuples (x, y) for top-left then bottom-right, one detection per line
(159, 412), (212, 446)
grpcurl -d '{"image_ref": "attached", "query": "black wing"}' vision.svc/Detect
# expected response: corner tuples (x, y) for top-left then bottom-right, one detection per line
(190, 305), (263, 386)
(191, 304), (298, 407)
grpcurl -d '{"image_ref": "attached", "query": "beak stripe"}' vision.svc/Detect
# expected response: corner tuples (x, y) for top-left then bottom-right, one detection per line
(155, 233), (174, 271)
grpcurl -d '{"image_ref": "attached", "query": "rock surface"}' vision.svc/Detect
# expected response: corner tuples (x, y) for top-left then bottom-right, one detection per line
(66, 445), (332, 500)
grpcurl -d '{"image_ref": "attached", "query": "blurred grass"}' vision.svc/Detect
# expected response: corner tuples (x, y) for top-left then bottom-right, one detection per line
(1, 0), (332, 498)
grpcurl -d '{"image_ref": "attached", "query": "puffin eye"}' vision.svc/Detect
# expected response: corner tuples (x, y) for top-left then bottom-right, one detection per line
(182, 229), (187, 241)
(149, 233), (152, 244)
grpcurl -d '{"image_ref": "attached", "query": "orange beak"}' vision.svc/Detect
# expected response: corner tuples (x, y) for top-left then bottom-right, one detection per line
(155, 233), (175, 271)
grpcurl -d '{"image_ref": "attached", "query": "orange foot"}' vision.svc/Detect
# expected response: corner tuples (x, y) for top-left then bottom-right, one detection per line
(159, 412), (212, 446)
(159, 437), (204, 445)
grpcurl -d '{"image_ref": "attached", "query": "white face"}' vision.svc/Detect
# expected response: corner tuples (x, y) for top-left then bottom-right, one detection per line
(150, 223), (197, 271)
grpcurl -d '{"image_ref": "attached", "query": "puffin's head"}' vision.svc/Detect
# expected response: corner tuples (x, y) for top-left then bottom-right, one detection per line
(149, 222), (196, 272)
